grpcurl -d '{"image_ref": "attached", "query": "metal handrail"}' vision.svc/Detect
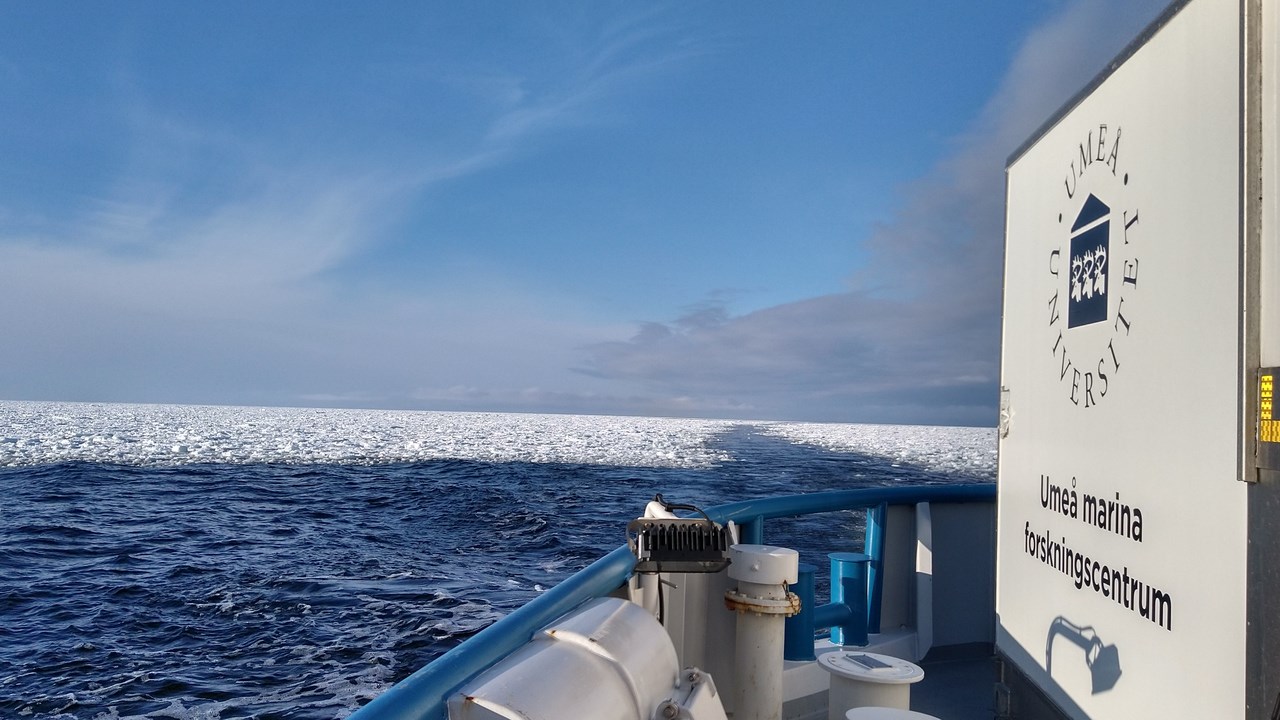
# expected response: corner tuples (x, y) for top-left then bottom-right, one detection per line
(347, 483), (995, 720)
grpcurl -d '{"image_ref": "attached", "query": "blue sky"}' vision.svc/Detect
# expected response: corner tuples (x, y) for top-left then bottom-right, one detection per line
(0, 1), (1168, 425)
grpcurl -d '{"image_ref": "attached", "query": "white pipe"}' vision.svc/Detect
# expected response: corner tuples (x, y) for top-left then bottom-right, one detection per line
(732, 579), (788, 720)
(638, 572), (661, 617)
(644, 500), (679, 519)
(725, 544), (799, 720)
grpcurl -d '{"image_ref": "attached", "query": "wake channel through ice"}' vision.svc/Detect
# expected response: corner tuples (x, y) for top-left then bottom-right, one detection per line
(757, 421), (997, 479)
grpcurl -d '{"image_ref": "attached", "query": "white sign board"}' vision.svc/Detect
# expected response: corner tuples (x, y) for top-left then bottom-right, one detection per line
(997, 1), (1248, 717)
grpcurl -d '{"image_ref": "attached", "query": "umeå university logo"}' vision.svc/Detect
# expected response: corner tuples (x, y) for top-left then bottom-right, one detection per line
(1068, 194), (1110, 329)
(1047, 124), (1140, 409)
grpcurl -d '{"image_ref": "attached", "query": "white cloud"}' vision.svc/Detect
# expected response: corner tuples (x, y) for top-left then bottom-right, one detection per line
(0, 8), (706, 410)
(577, 0), (1171, 425)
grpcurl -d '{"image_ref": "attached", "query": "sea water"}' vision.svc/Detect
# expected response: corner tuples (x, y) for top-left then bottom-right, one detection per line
(0, 401), (995, 719)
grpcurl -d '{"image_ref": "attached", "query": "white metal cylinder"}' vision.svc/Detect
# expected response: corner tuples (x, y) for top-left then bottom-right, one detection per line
(845, 709), (941, 720)
(726, 545), (799, 720)
(733, 579), (787, 720)
(819, 651), (925, 719)
(636, 572), (661, 616)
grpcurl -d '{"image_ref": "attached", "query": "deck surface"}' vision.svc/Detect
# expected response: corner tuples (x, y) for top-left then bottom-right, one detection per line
(912, 645), (998, 720)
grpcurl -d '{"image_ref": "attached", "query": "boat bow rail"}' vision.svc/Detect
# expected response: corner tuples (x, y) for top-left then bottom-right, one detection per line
(348, 483), (995, 720)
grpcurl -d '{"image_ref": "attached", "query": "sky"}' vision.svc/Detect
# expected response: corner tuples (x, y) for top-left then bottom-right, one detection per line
(0, 1), (1171, 426)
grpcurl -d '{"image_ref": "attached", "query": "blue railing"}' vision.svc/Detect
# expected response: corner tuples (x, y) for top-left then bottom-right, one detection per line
(348, 483), (995, 720)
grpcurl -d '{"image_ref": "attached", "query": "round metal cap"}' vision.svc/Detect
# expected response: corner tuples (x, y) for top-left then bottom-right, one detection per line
(726, 544), (799, 585)
(818, 651), (925, 685)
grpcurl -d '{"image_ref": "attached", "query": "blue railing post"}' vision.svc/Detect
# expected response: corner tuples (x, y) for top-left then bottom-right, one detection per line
(828, 552), (869, 646)
(784, 563), (817, 661)
(740, 515), (765, 545)
(864, 502), (887, 634)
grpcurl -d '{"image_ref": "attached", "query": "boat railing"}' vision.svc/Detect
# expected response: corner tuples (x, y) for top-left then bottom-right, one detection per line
(347, 482), (996, 720)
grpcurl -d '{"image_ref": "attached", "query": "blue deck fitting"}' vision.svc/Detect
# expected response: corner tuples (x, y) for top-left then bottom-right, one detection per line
(828, 552), (870, 646)
(864, 502), (886, 634)
(784, 563), (819, 661)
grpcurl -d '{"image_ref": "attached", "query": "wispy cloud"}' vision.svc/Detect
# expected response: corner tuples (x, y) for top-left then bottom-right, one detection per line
(577, 0), (1170, 425)
(485, 10), (708, 144)
(25, 5), (705, 286)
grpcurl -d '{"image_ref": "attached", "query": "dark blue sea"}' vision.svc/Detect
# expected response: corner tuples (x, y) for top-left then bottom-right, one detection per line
(0, 406), (994, 719)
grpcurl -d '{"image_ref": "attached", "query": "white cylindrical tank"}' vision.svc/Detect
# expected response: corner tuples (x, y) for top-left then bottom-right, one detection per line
(448, 597), (679, 720)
